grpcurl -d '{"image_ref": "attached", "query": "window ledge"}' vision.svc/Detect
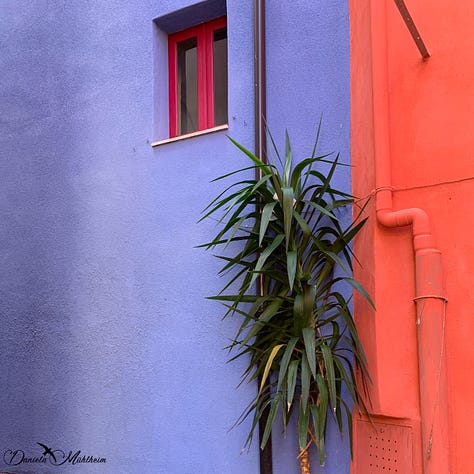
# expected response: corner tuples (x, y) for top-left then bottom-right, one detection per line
(151, 124), (228, 147)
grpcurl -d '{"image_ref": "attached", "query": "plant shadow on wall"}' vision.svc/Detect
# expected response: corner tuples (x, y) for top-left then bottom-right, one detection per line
(199, 126), (373, 474)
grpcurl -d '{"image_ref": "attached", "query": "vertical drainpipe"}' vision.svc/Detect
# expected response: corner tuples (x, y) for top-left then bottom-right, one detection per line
(370, 1), (450, 472)
(254, 0), (266, 172)
(254, 1), (272, 474)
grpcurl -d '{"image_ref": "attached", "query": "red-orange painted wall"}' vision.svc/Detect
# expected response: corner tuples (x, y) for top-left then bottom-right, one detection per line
(350, 1), (474, 472)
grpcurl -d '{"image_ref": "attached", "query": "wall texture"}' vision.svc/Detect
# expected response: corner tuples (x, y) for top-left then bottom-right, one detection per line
(0, 1), (352, 473)
(264, 2), (352, 473)
(350, 0), (474, 472)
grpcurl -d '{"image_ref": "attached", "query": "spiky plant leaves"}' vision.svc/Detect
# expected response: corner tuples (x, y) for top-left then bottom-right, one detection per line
(200, 130), (372, 467)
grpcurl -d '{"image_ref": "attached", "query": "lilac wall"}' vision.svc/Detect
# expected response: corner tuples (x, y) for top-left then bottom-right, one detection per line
(0, 1), (350, 473)
(265, 2), (352, 473)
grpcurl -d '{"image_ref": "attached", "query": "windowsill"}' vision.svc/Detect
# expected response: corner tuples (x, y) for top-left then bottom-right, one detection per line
(151, 124), (228, 147)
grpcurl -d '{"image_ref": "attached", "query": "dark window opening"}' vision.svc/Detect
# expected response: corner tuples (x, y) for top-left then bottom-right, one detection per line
(177, 37), (198, 134)
(213, 27), (228, 127)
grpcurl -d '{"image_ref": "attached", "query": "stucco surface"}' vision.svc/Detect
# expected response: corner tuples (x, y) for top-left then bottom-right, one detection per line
(264, 2), (352, 473)
(350, 0), (474, 472)
(0, 1), (351, 473)
(0, 1), (256, 473)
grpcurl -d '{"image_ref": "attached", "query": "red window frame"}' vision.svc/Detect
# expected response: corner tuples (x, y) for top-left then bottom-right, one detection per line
(168, 16), (227, 138)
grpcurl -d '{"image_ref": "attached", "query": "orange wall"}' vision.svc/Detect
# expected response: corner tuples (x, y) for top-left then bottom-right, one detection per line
(350, 0), (474, 472)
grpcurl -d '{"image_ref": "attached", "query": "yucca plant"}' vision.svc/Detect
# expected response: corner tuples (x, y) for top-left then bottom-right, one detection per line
(199, 128), (372, 473)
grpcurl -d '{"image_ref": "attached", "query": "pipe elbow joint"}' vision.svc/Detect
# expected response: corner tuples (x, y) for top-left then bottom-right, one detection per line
(377, 207), (430, 231)
(377, 207), (438, 252)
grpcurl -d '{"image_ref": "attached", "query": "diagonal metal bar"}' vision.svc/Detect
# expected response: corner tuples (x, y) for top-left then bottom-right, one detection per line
(394, 0), (430, 59)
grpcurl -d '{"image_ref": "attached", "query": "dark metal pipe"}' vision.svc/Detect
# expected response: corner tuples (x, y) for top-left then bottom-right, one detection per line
(254, 0), (266, 297)
(254, 0), (267, 171)
(254, 1), (272, 474)
(394, 0), (430, 59)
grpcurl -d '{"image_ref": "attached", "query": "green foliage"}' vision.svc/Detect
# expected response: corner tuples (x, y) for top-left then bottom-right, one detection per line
(199, 128), (372, 465)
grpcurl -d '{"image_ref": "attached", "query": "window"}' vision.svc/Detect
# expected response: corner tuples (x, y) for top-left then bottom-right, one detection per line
(168, 17), (228, 138)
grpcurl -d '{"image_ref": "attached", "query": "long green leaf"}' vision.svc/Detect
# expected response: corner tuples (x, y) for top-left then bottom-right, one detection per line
(298, 398), (310, 451)
(302, 327), (317, 379)
(315, 373), (328, 438)
(260, 201), (277, 246)
(261, 393), (283, 449)
(310, 405), (326, 466)
(302, 116), (323, 191)
(305, 200), (338, 220)
(286, 250), (297, 291)
(346, 277), (375, 309)
(227, 136), (270, 173)
(321, 344), (337, 413)
(281, 187), (294, 249)
(277, 338), (299, 392)
(249, 234), (285, 287)
(290, 157), (317, 190)
(301, 353), (310, 414)
(287, 359), (299, 412)
(283, 130), (292, 186)
(293, 284), (316, 335)
(240, 297), (284, 347)
(259, 344), (284, 394)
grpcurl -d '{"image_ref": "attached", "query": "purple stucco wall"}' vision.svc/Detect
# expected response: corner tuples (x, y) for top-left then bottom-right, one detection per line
(265, 2), (352, 473)
(0, 1), (350, 473)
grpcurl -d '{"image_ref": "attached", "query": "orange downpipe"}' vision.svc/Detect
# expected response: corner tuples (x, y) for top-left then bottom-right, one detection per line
(370, 1), (450, 472)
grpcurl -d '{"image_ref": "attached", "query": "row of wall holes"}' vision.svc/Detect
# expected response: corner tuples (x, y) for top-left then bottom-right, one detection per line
(368, 434), (399, 472)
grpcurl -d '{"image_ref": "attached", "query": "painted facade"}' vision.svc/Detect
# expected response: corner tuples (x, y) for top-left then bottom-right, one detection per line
(2, 1), (472, 473)
(1, 1), (352, 473)
(350, 1), (474, 473)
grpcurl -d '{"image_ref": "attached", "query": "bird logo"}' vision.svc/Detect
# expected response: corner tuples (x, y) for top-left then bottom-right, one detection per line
(36, 442), (57, 463)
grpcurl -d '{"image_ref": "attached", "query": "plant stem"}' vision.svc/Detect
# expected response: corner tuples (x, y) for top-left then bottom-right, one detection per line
(299, 447), (311, 474)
